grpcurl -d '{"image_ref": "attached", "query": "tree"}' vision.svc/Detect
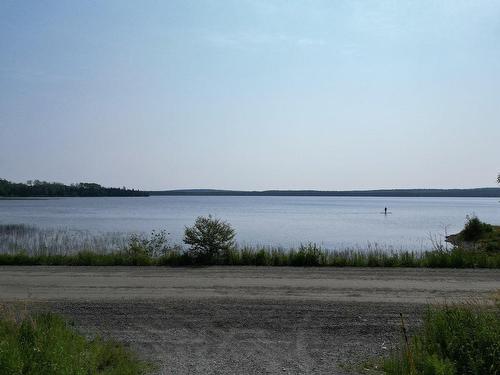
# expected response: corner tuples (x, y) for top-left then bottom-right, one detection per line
(183, 215), (235, 264)
(497, 173), (500, 184)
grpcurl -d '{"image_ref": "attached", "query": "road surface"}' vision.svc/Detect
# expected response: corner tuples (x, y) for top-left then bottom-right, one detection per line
(1, 266), (498, 374)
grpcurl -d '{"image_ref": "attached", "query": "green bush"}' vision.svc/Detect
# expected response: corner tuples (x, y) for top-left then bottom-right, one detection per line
(383, 303), (500, 375)
(183, 215), (236, 264)
(462, 216), (493, 242)
(0, 312), (150, 375)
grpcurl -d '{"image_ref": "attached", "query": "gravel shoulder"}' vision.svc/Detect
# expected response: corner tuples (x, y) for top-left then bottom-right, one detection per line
(1, 267), (499, 374)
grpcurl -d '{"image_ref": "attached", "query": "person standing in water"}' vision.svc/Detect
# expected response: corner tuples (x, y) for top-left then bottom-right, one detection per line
(384, 207), (387, 215)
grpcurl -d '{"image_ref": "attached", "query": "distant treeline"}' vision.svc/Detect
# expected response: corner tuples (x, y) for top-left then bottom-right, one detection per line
(0, 179), (148, 197)
(2, 179), (499, 198)
(151, 188), (500, 198)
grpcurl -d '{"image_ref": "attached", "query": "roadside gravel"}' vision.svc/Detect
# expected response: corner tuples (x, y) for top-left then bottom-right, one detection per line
(1, 267), (498, 374)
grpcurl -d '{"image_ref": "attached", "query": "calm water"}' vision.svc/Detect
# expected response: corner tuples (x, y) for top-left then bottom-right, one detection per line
(0, 196), (499, 250)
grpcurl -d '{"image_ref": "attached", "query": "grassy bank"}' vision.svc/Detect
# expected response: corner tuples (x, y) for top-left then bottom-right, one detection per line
(1, 245), (499, 268)
(1, 217), (499, 268)
(446, 217), (500, 252)
(0, 311), (150, 375)
(382, 300), (500, 375)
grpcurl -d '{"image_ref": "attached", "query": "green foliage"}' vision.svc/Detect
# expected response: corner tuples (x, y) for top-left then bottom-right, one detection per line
(383, 303), (500, 375)
(0, 313), (150, 375)
(462, 215), (493, 242)
(183, 215), (236, 264)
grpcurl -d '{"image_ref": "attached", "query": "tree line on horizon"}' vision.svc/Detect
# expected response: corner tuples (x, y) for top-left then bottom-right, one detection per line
(0, 179), (148, 197)
(1, 174), (499, 198)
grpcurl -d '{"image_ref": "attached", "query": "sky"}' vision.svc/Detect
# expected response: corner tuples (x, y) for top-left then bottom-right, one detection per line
(1, 0), (499, 190)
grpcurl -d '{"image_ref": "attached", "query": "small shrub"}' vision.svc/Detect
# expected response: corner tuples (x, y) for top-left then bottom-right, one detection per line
(183, 215), (236, 264)
(462, 215), (493, 242)
(127, 229), (172, 258)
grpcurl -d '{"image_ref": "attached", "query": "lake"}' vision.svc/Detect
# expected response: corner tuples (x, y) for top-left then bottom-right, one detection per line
(0, 196), (499, 250)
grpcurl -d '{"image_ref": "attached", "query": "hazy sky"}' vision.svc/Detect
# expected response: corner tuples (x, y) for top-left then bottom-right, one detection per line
(1, 0), (499, 190)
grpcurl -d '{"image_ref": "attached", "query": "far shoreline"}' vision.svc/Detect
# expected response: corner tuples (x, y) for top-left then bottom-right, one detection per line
(2, 187), (500, 199)
(150, 187), (500, 198)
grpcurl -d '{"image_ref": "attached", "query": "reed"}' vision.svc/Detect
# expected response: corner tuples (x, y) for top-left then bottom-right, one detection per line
(1, 245), (498, 268)
(0, 224), (128, 255)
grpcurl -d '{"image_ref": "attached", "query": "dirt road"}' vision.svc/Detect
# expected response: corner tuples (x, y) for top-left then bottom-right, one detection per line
(1, 267), (499, 374)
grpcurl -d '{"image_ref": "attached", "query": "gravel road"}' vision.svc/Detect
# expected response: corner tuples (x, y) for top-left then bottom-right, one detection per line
(1, 266), (499, 374)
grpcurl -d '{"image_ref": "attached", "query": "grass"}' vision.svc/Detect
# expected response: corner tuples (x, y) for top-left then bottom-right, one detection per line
(0, 250), (155, 266)
(0, 245), (499, 268)
(0, 309), (150, 375)
(382, 300), (500, 375)
(0, 224), (128, 255)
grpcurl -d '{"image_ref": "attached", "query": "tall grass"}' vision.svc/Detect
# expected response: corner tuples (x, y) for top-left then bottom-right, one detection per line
(0, 224), (129, 255)
(159, 243), (500, 268)
(1, 245), (497, 268)
(383, 301), (500, 375)
(0, 310), (150, 375)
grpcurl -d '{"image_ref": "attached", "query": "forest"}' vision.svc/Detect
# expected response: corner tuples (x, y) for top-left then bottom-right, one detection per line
(0, 179), (148, 197)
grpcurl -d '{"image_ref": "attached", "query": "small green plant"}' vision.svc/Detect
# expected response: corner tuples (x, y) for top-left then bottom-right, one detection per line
(383, 302), (500, 375)
(183, 215), (236, 264)
(127, 229), (173, 258)
(291, 243), (323, 266)
(0, 311), (150, 375)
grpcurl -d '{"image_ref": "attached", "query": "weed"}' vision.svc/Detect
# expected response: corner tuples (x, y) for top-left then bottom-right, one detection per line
(0, 311), (150, 375)
(383, 302), (500, 375)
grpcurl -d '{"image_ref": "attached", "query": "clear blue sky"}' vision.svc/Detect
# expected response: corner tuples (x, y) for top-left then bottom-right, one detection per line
(1, 0), (499, 190)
